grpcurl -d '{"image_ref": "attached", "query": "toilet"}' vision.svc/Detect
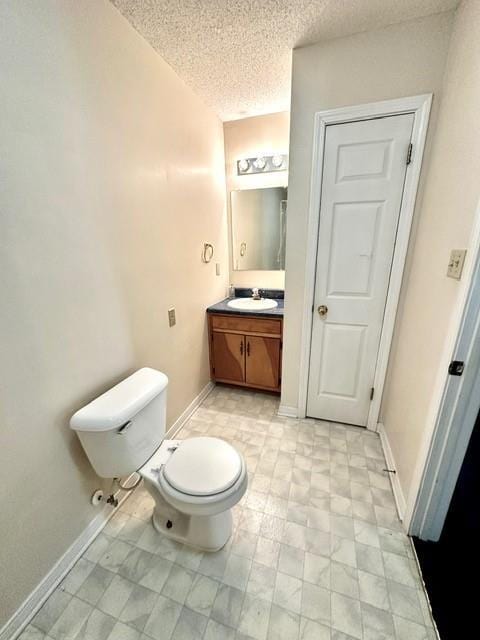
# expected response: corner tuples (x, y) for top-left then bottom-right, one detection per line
(70, 367), (247, 551)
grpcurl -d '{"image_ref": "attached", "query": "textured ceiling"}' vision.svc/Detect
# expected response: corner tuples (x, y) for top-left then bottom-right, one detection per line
(111, 0), (458, 121)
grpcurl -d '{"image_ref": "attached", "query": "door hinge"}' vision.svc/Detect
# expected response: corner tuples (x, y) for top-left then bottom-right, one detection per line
(370, 387), (375, 401)
(448, 360), (464, 376)
(406, 143), (413, 165)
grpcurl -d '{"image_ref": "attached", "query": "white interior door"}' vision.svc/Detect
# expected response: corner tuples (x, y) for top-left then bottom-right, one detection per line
(307, 113), (414, 426)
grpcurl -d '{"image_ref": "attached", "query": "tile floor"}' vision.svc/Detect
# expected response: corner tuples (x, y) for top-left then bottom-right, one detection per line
(20, 387), (436, 640)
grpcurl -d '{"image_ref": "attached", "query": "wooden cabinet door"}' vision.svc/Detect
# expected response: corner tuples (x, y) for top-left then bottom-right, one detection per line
(212, 332), (245, 383)
(245, 336), (281, 389)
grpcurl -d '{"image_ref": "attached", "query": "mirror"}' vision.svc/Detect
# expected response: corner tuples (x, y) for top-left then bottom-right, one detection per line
(231, 186), (287, 271)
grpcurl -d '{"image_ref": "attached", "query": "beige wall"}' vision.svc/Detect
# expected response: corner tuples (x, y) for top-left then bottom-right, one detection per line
(0, 0), (227, 626)
(381, 0), (480, 505)
(224, 112), (290, 290)
(282, 12), (454, 412)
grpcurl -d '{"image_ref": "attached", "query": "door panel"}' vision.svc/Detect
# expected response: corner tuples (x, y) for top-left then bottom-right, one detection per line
(212, 332), (245, 383)
(246, 336), (280, 389)
(317, 324), (366, 398)
(307, 114), (414, 426)
(336, 138), (393, 182)
(327, 201), (383, 296)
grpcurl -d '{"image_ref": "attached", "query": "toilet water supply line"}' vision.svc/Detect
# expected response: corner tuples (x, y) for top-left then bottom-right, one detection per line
(105, 472), (142, 507)
(106, 444), (178, 505)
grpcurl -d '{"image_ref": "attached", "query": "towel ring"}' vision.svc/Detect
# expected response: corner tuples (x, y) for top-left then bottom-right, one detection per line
(202, 243), (214, 263)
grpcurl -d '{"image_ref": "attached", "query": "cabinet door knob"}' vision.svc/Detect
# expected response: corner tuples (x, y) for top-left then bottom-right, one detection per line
(246, 341), (250, 356)
(240, 341), (244, 355)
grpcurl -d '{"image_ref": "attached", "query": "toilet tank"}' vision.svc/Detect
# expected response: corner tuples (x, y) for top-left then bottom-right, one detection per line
(70, 368), (168, 478)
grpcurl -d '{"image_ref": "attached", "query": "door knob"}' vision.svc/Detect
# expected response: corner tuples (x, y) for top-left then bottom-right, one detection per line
(317, 305), (328, 317)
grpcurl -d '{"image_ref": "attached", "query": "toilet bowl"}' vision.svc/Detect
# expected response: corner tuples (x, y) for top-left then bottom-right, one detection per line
(70, 368), (247, 551)
(140, 437), (247, 551)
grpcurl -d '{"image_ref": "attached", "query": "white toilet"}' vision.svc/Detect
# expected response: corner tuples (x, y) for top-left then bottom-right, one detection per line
(70, 367), (247, 551)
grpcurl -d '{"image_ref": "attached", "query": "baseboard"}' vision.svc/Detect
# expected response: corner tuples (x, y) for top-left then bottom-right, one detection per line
(166, 381), (215, 438)
(377, 422), (407, 522)
(0, 482), (133, 640)
(278, 404), (298, 418)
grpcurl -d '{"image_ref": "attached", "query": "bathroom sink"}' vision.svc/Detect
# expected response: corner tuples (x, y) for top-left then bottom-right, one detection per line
(227, 298), (278, 311)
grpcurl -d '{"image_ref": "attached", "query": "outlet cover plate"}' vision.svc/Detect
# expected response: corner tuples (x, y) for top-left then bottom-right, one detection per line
(447, 249), (467, 280)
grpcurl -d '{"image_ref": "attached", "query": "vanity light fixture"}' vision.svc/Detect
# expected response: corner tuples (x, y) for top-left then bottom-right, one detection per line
(236, 153), (288, 175)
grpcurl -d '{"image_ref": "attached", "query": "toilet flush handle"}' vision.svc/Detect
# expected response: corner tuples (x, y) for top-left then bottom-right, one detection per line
(116, 420), (133, 435)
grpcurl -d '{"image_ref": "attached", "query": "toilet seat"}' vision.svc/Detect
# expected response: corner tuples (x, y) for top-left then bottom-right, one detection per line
(163, 437), (242, 496)
(139, 436), (248, 517)
(158, 459), (247, 516)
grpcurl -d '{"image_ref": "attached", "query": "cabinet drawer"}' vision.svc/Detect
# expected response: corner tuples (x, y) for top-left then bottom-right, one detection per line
(210, 314), (281, 336)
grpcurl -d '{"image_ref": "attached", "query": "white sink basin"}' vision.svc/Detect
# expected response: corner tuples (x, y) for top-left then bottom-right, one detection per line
(227, 298), (278, 311)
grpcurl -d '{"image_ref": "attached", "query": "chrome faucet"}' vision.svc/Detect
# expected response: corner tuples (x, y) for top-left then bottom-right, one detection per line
(251, 287), (261, 300)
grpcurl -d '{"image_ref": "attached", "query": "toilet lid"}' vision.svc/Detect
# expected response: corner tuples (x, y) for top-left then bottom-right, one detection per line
(162, 437), (242, 496)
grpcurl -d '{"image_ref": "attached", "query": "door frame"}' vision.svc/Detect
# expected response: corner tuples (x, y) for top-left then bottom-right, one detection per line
(409, 199), (480, 539)
(297, 94), (432, 430)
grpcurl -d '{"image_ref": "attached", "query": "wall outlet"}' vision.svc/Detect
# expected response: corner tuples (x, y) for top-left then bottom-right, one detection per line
(216, 262), (221, 276)
(168, 308), (176, 327)
(447, 249), (467, 280)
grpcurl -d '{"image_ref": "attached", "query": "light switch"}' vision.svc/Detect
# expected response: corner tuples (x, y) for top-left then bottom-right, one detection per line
(447, 249), (467, 280)
(168, 308), (176, 327)
(216, 262), (221, 276)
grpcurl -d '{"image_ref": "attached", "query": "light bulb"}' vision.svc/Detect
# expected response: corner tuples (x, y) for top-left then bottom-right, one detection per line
(238, 158), (250, 173)
(253, 156), (266, 170)
(272, 154), (284, 168)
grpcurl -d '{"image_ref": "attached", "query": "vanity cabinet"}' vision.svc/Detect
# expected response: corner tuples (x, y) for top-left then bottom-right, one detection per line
(208, 314), (282, 392)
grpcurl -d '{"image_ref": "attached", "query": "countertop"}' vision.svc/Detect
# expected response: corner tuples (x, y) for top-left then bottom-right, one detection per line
(207, 297), (284, 318)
